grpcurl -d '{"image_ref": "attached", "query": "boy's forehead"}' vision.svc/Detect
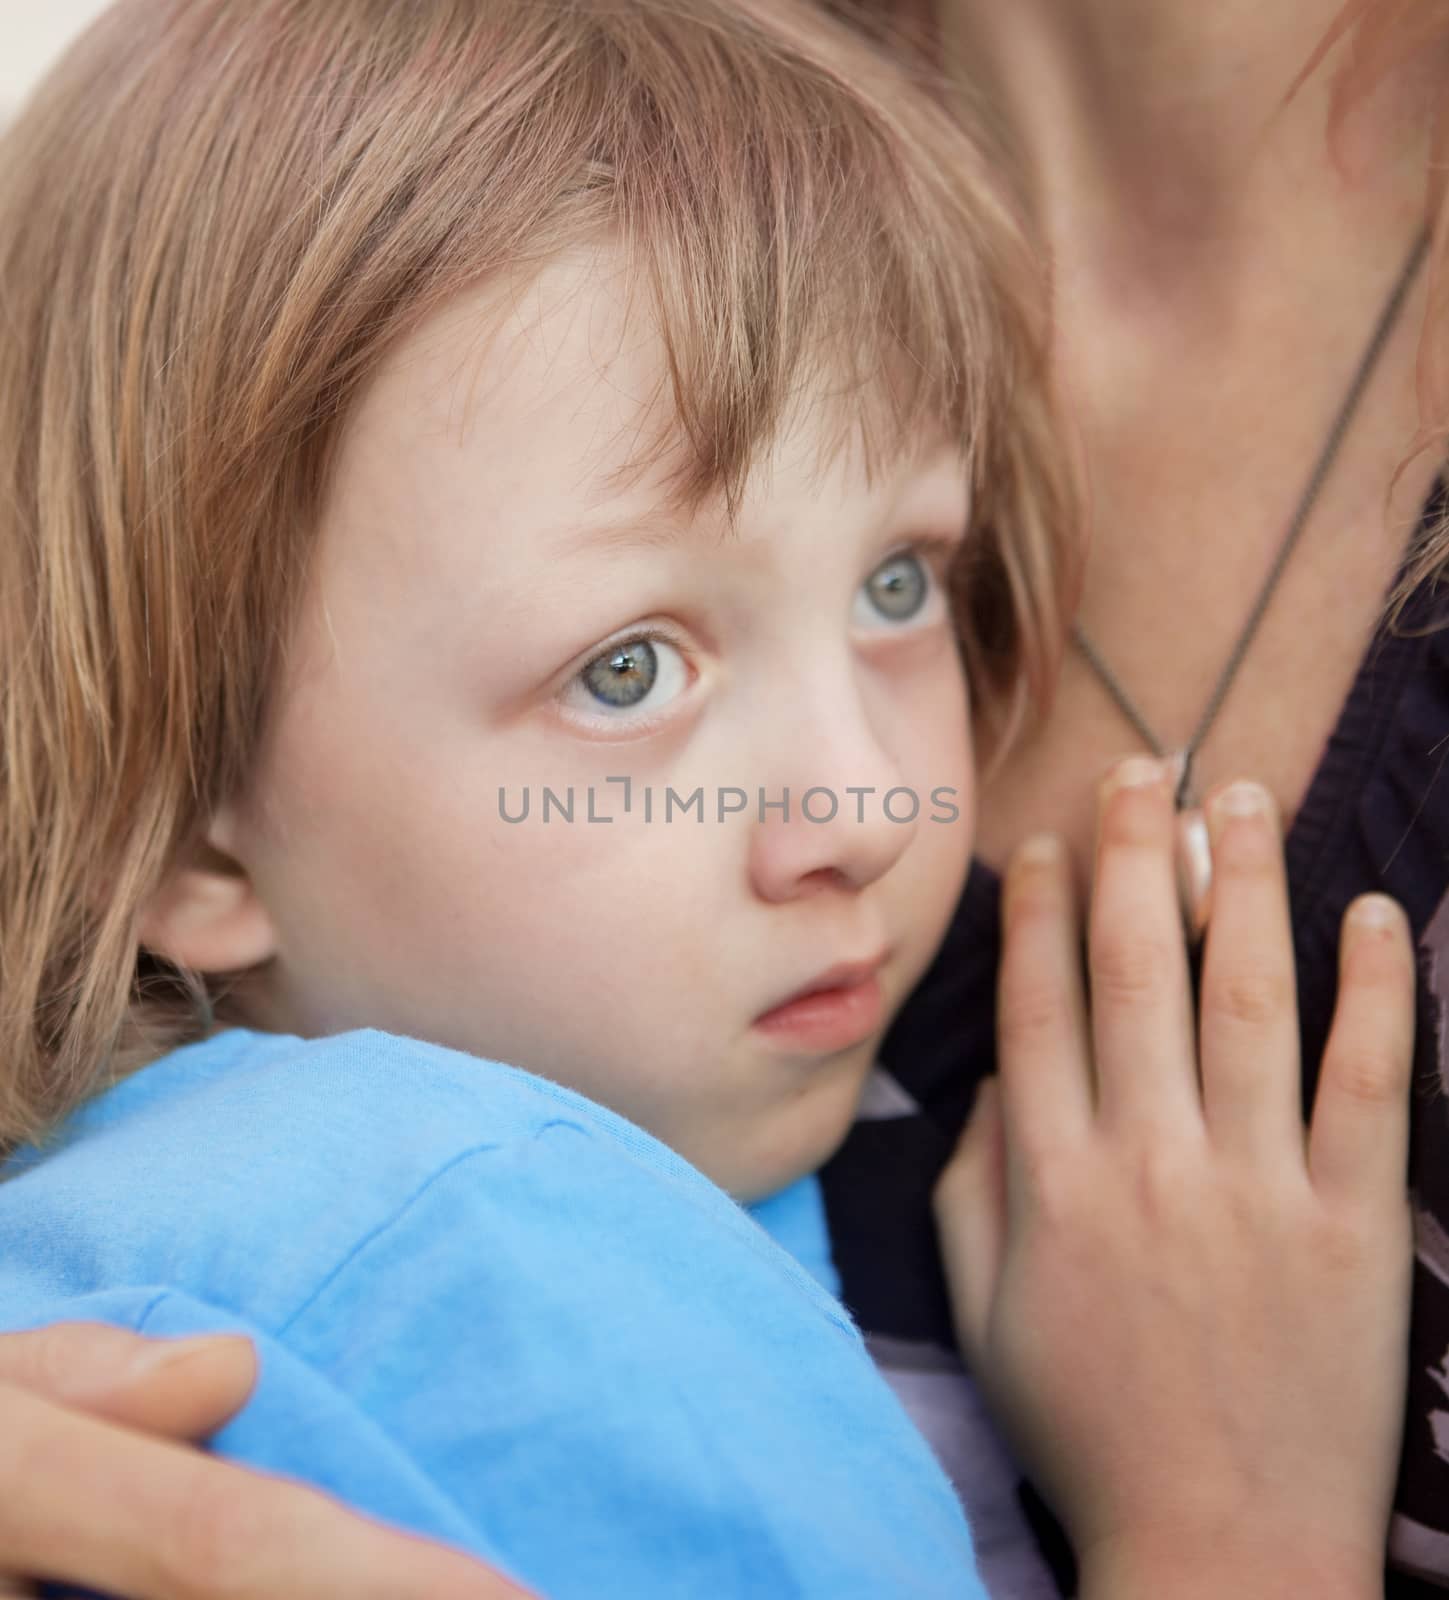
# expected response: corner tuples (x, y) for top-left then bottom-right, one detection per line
(315, 257), (694, 582)
(329, 249), (970, 571)
(339, 252), (713, 533)
(386, 254), (661, 469)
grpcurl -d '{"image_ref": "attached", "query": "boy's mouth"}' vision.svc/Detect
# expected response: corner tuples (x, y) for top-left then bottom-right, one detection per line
(751, 954), (887, 1055)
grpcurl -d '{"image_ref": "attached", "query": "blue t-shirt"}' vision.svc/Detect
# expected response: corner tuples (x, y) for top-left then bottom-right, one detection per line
(0, 1028), (982, 1599)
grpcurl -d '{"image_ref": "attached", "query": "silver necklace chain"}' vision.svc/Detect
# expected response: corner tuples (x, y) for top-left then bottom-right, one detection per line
(1072, 227), (1431, 809)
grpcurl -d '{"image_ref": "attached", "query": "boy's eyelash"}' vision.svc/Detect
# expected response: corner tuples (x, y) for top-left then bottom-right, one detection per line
(871, 534), (968, 598)
(892, 532), (968, 569)
(575, 621), (691, 670)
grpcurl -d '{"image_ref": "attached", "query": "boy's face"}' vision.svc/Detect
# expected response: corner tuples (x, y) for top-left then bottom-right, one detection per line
(221, 255), (975, 1201)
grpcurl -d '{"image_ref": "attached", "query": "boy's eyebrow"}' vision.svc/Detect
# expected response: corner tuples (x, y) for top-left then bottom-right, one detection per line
(551, 505), (716, 557)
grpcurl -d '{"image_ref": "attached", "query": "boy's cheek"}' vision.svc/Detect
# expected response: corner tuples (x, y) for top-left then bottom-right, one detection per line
(908, 745), (977, 948)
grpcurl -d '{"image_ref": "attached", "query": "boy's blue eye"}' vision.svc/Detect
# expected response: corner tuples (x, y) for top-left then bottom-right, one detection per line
(859, 551), (930, 624)
(583, 639), (658, 708)
(559, 634), (689, 727)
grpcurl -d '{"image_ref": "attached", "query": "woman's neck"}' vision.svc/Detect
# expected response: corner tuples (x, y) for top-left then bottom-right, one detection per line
(942, 0), (1430, 300)
(944, 0), (1444, 871)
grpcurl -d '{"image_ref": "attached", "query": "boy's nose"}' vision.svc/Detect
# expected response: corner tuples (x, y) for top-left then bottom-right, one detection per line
(746, 722), (918, 905)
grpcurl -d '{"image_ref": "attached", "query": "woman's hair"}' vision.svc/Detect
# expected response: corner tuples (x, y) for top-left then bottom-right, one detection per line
(0, 0), (1074, 1148)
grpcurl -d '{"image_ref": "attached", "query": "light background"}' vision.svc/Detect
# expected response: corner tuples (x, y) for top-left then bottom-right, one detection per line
(2, 1), (115, 118)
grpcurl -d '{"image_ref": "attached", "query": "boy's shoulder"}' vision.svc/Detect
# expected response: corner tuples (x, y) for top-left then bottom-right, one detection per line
(46, 1024), (685, 1157)
(0, 1030), (979, 1598)
(29, 1024), (701, 1190)
(0, 1027), (840, 1338)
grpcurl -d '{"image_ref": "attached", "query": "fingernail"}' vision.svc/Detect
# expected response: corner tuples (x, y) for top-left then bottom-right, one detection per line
(1209, 780), (1273, 821)
(1101, 755), (1165, 798)
(130, 1334), (250, 1377)
(1014, 833), (1065, 867)
(1346, 893), (1403, 933)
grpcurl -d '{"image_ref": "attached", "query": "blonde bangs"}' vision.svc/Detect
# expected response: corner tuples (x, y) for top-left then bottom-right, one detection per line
(600, 3), (1008, 504)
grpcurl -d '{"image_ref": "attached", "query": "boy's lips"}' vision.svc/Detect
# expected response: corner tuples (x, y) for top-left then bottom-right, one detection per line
(752, 954), (888, 1054)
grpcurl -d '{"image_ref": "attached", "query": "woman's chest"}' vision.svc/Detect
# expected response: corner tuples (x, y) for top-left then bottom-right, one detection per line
(973, 453), (1441, 875)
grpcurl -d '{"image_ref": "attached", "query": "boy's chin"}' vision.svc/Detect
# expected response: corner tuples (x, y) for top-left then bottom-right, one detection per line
(711, 1057), (876, 1205)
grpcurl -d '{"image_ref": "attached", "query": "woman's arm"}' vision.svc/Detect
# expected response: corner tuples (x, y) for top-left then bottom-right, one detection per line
(0, 1325), (529, 1599)
(937, 762), (1414, 1599)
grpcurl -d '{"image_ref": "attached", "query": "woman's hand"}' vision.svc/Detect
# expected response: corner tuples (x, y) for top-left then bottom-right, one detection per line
(0, 1324), (531, 1598)
(935, 757), (1415, 1600)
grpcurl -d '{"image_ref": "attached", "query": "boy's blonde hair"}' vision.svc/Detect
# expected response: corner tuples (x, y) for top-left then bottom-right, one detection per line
(0, 0), (1073, 1149)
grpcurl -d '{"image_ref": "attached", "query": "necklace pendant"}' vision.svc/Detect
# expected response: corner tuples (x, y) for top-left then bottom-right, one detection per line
(1167, 750), (1210, 940)
(1176, 806), (1213, 942)
(1166, 750), (1196, 811)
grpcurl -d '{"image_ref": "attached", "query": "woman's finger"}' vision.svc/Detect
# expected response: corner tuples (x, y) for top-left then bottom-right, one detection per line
(1197, 781), (1303, 1162)
(1087, 758), (1198, 1132)
(0, 1324), (256, 1439)
(1308, 893), (1416, 1207)
(994, 834), (1092, 1171)
(934, 1076), (1006, 1363)
(0, 1382), (531, 1600)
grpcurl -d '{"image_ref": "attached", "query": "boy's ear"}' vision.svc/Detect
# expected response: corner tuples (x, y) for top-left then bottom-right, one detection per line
(137, 816), (278, 975)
